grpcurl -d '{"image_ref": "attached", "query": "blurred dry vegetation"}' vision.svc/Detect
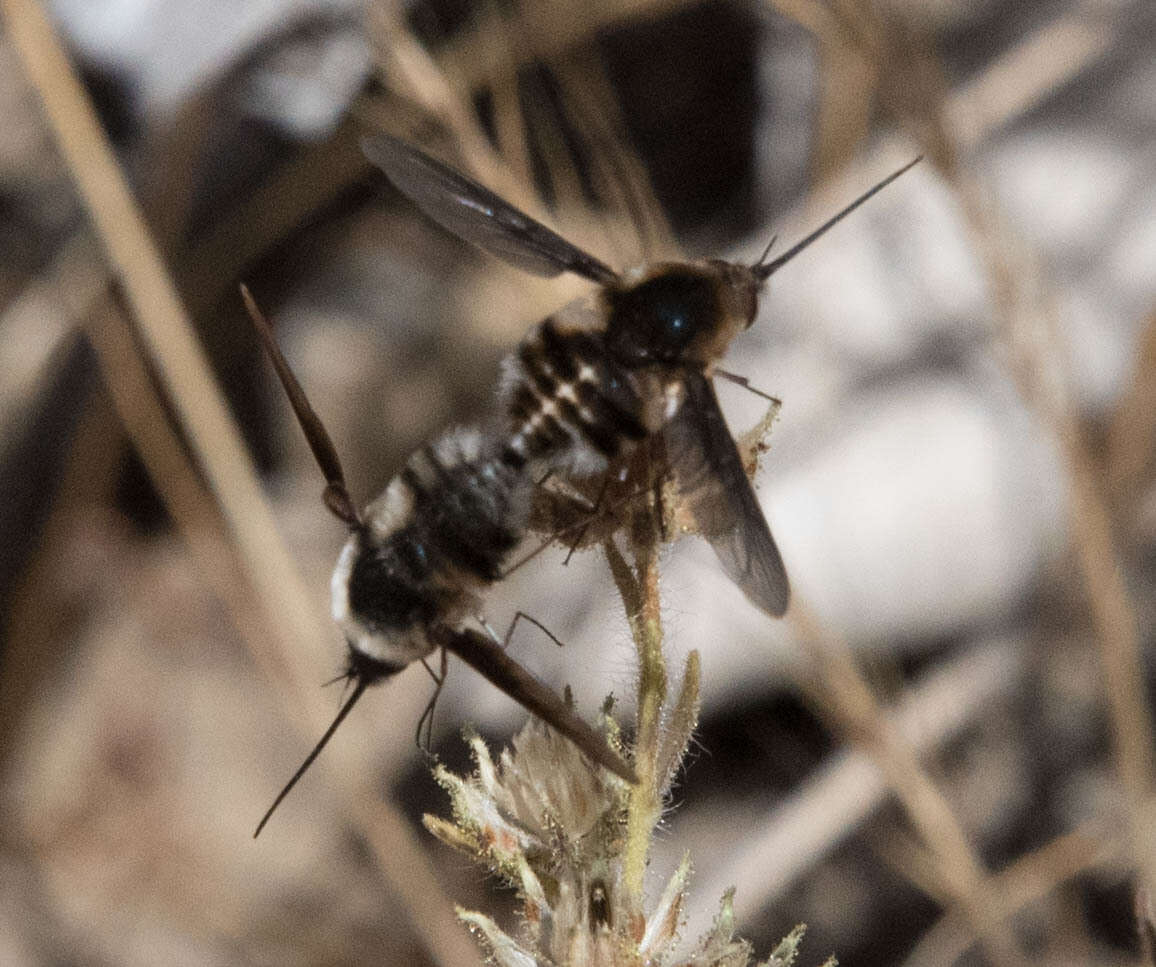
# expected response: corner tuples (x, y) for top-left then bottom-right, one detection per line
(0, 0), (1154, 964)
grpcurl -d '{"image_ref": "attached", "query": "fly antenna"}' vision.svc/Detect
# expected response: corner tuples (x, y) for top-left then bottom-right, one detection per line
(753, 156), (922, 281)
(253, 678), (369, 837)
(241, 284), (360, 527)
(751, 234), (777, 274)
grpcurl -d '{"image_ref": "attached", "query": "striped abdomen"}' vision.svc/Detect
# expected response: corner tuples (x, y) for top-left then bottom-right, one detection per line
(499, 315), (648, 476)
(332, 427), (532, 669)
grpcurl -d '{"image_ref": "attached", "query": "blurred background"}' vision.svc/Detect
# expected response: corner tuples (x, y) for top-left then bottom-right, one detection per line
(1, 0), (1154, 963)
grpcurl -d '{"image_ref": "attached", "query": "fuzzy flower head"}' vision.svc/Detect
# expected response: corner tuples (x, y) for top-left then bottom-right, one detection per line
(424, 713), (830, 967)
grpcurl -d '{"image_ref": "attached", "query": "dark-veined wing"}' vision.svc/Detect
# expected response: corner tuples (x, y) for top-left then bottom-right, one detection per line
(663, 369), (790, 617)
(362, 133), (618, 286)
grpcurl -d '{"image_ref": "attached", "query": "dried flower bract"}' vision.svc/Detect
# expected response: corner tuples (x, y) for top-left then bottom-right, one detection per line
(425, 714), (833, 967)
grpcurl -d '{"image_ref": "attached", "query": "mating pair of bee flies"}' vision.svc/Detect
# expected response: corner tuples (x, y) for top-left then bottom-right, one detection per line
(249, 131), (919, 836)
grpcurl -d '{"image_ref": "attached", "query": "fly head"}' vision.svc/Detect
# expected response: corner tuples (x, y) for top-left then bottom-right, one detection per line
(603, 263), (757, 369)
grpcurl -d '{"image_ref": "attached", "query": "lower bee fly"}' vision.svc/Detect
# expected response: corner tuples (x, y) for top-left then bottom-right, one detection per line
(245, 290), (634, 838)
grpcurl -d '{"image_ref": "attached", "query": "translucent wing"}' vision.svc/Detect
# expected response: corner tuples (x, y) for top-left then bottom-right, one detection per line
(362, 133), (618, 286)
(663, 369), (790, 617)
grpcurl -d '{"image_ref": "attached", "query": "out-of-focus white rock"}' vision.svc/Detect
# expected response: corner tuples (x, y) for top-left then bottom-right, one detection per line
(756, 165), (989, 353)
(993, 130), (1138, 261)
(989, 129), (1156, 413)
(773, 373), (1064, 640)
(50, 0), (367, 136)
(236, 25), (370, 138)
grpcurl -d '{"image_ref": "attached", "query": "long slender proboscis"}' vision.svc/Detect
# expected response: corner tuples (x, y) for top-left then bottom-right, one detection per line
(753, 155), (922, 281)
(254, 679), (369, 838)
(446, 628), (636, 783)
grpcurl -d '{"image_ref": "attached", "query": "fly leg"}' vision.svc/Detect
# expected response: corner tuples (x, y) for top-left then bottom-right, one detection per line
(414, 647), (449, 754)
(501, 611), (566, 649)
(714, 367), (782, 406)
(563, 472), (611, 565)
(504, 467), (660, 577)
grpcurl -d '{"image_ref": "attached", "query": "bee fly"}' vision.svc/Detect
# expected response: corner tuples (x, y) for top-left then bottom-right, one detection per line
(362, 133), (920, 618)
(245, 291), (635, 838)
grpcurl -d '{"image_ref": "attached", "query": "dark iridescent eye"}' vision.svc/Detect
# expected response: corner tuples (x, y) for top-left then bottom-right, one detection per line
(606, 268), (719, 364)
(656, 302), (690, 341)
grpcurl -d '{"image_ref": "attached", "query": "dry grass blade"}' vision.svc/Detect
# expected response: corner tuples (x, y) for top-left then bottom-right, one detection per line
(0, 362), (117, 759)
(946, 12), (1117, 151)
(900, 824), (1114, 967)
(767, 0), (1153, 956)
(0, 2), (478, 963)
(1106, 309), (1156, 505)
(177, 120), (371, 312)
(1, 0), (323, 697)
(84, 291), (269, 651)
(688, 637), (1024, 925)
(553, 50), (679, 264)
(367, 2), (542, 218)
(0, 231), (106, 424)
(790, 605), (1028, 967)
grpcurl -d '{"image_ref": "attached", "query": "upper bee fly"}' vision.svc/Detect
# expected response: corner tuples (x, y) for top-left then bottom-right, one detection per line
(363, 132), (920, 618)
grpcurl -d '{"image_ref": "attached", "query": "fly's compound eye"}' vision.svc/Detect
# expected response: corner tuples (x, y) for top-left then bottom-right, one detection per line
(606, 269), (719, 365)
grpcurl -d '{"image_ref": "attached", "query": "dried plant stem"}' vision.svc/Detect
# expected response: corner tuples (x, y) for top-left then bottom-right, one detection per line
(693, 637), (1022, 925)
(1, 4), (477, 964)
(85, 302), (472, 967)
(941, 6), (1154, 884)
(900, 0), (1153, 874)
(884, 821), (1110, 919)
(769, 0), (1152, 948)
(1065, 421), (1153, 806)
(945, 12), (1115, 152)
(791, 606), (1028, 967)
(1107, 310), (1156, 502)
(1, 0), (324, 696)
(83, 293), (282, 665)
(626, 550), (667, 895)
(900, 823), (1112, 967)
(956, 181), (1154, 821)
(842, 0), (1154, 832)
(0, 369), (118, 760)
